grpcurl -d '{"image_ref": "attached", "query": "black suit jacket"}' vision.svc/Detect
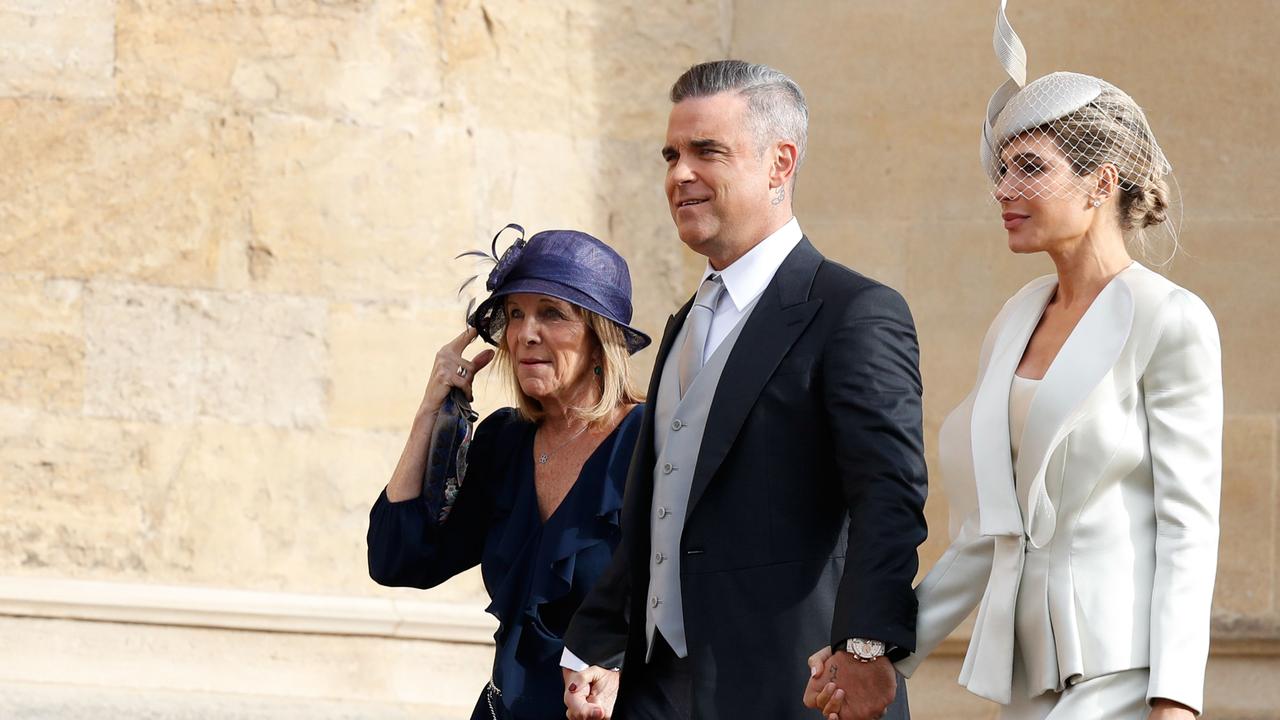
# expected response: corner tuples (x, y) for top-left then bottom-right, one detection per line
(565, 238), (928, 719)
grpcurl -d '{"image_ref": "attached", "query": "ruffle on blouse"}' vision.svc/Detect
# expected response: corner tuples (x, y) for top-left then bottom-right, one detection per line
(484, 407), (641, 665)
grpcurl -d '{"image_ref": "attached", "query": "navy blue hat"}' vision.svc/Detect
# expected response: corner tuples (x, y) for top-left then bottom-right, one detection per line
(465, 224), (651, 354)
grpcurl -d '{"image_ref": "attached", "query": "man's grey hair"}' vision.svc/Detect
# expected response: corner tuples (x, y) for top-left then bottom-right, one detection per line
(670, 60), (808, 168)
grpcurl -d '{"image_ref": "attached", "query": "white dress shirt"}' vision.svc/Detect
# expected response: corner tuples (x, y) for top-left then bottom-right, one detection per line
(696, 217), (803, 362)
(560, 217), (804, 673)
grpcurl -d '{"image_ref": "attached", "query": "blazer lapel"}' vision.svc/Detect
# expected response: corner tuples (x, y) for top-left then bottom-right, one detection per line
(1016, 272), (1134, 547)
(969, 279), (1055, 538)
(686, 238), (823, 517)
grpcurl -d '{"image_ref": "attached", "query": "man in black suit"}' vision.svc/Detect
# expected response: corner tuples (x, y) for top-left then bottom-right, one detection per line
(561, 60), (927, 720)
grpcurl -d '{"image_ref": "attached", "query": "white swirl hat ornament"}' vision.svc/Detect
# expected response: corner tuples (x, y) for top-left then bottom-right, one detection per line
(980, 0), (1173, 202)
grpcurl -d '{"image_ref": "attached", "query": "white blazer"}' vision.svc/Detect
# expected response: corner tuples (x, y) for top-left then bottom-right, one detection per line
(896, 263), (1222, 713)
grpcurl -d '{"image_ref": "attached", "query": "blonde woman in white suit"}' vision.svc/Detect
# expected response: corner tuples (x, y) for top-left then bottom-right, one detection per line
(812, 5), (1222, 720)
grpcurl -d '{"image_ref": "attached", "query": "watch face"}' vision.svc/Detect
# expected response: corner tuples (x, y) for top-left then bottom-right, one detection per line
(848, 638), (885, 659)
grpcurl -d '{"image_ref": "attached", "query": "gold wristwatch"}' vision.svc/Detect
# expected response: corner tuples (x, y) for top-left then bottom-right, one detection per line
(844, 638), (886, 663)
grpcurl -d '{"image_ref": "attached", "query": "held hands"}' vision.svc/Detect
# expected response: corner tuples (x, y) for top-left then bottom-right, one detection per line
(420, 327), (495, 419)
(803, 646), (896, 720)
(563, 666), (621, 720)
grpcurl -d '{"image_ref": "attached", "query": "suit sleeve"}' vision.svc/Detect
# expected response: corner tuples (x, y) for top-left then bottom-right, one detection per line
(893, 511), (993, 676)
(1143, 290), (1222, 714)
(562, 534), (632, 669)
(823, 283), (929, 653)
(365, 409), (512, 589)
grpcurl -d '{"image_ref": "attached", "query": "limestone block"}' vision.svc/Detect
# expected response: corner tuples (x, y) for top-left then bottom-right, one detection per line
(437, 1), (596, 135)
(0, 615), (492, 710)
(160, 418), (486, 600)
(546, 0), (726, 142)
(327, 300), (471, 432)
(439, 0), (722, 139)
(244, 114), (475, 302)
(1015, 2), (1280, 223)
(83, 282), (328, 428)
(0, 406), (190, 577)
(0, 0), (115, 99)
(0, 680), (459, 720)
(0, 405), (462, 595)
(0, 274), (84, 411)
(732, 0), (993, 224)
(0, 100), (247, 287)
(803, 219), (911, 294)
(117, 0), (441, 127)
(1216, 415), (1276, 618)
(470, 129), (611, 237)
(150, 421), (390, 593)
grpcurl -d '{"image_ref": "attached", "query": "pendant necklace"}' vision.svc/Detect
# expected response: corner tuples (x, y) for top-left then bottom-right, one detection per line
(537, 423), (588, 465)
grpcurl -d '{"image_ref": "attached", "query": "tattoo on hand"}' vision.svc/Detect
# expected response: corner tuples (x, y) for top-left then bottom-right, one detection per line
(828, 665), (837, 680)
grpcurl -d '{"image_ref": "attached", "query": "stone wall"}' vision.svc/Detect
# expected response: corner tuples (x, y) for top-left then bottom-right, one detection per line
(1, 1), (1276, 718)
(1, 0), (721, 604)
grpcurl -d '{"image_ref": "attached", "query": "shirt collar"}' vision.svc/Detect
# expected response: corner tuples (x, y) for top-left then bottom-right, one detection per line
(699, 217), (803, 312)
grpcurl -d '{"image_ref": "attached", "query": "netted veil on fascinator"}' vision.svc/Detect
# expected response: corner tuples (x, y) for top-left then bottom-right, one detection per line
(981, 0), (1180, 250)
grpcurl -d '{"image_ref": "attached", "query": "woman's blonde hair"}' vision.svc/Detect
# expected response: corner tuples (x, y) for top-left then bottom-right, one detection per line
(1036, 83), (1177, 262)
(493, 303), (645, 429)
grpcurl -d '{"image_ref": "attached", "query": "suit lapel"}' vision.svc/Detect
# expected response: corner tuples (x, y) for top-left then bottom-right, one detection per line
(969, 279), (1055, 538)
(1016, 272), (1134, 547)
(686, 239), (824, 517)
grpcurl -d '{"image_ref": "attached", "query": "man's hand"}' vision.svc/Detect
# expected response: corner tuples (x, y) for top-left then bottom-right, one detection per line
(563, 665), (621, 720)
(805, 648), (896, 720)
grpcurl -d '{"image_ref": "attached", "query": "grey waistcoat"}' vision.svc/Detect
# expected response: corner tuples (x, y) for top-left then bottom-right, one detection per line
(645, 299), (758, 660)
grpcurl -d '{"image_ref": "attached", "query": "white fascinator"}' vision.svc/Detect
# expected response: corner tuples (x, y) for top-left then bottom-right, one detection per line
(980, 0), (1174, 211)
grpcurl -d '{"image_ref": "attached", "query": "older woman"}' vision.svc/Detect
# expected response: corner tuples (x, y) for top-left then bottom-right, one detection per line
(813, 4), (1222, 720)
(367, 228), (649, 720)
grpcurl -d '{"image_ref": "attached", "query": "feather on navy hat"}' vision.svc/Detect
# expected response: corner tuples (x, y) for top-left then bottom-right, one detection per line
(463, 224), (652, 354)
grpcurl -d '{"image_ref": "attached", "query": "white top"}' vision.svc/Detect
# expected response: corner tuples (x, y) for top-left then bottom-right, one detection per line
(1008, 373), (1039, 466)
(694, 217), (803, 364)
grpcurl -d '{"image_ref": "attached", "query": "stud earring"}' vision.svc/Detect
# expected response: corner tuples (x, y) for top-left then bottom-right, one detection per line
(1091, 198), (1103, 208)
(594, 365), (602, 376)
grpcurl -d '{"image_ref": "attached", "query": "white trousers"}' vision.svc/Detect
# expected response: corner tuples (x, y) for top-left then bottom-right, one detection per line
(1001, 666), (1149, 720)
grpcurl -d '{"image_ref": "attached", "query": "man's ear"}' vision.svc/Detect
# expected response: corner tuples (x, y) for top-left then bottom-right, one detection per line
(770, 139), (799, 189)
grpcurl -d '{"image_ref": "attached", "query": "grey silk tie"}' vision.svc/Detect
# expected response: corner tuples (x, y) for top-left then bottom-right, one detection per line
(677, 274), (725, 397)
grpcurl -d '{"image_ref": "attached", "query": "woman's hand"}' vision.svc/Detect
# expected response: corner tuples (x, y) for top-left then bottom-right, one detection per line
(418, 327), (496, 420)
(564, 666), (620, 720)
(385, 327), (494, 502)
(802, 645), (835, 710)
(1149, 698), (1196, 720)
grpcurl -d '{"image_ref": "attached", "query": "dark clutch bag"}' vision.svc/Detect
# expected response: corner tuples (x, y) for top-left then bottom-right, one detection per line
(422, 387), (480, 524)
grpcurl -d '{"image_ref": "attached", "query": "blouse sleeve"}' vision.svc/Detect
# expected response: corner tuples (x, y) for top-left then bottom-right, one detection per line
(1142, 290), (1223, 714)
(366, 408), (518, 589)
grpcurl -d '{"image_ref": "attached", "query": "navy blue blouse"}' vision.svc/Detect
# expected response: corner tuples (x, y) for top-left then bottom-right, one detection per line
(368, 405), (643, 719)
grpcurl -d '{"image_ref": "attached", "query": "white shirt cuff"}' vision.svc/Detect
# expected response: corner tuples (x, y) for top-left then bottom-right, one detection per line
(560, 647), (589, 672)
